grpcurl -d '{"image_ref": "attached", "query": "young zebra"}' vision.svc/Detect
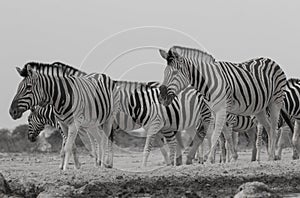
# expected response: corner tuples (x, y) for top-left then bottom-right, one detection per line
(127, 83), (212, 166)
(28, 105), (104, 168)
(10, 63), (120, 170)
(159, 46), (290, 162)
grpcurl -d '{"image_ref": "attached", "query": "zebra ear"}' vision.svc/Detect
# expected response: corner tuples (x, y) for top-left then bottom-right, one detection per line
(159, 49), (168, 60)
(16, 67), (22, 76)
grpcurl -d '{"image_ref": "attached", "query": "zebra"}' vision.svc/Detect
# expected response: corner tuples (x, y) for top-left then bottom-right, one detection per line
(274, 78), (300, 160)
(11, 62), (94, 169)
(28, 105), (104, 168)
(158, 46), (292, 162)
(9, 63), (120, 170)
(127, 83), (212, 166)
(111, 80), (183, 166)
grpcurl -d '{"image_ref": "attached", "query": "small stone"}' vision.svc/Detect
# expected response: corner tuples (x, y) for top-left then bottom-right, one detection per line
(116, 175), (123, 180)
(234, 181), (280, 198)
(0, 173), (11, 194)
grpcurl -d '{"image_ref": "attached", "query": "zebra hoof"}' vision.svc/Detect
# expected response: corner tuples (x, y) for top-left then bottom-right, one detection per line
(274, 155), (281, 161)
(170, 161), (175, 166)
(292, 154), (299, 160)
(75, 163), (81, 169)
(208, 157), (215, 164)
(176, 156), (183, 166)
(104, 164), (113, 169)
(198, 157), (204, 164)
(186, 157), (193, 165)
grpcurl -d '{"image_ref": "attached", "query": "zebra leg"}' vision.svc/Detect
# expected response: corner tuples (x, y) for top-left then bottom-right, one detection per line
(100, 131), (107, 168)
(175, 131), (183, 166)
(255, 123), (264, 162)
(267, 103), (282, 160)
(59, 140), (66, 170)
(102, 119), (114, 168)
(198, 140), (205, 164)
(232, 131), (239, 160)
(203, 132), (212, 162)
(219, 133), (226, 163)
(292, 120), (300, 160)
(186, 133), (205, 165)
(154, 133), (171, 165)
(187, 124), (207, 164)
(207, 109), (227, 164)
(256, 123), (264, 162)
(142, 134), (156, 167)
(89, 126), (104, 166)
(256, 110), (271, 160)
(165, 132), (177, 166)
(97, 128), (104, 166)
(58, 123), (68, 170)
(275, 128), (284, 160)
(222, 125), (238, 162)
(246, 127), (257, 161)
(63, 123), (79, 171)
(72, 145), (81, 169)
(84, 127), (99, 166)
(142, 117), (163, 167)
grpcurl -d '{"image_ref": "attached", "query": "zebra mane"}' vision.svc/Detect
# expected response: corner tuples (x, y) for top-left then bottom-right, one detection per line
(113, 80), (160, 88)
(19, 61), (86, 77)
(135, 81), (160, 90)
(288, 78), (300, 84)
(170, 46), (215, 63)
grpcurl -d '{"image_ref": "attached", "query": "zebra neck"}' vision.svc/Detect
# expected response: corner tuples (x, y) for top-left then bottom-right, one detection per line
(188, 61), (225, 102)
(43, 75), (76, 123)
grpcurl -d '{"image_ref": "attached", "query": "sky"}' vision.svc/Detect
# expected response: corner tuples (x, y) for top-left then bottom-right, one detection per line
(1, 0), (300, 129)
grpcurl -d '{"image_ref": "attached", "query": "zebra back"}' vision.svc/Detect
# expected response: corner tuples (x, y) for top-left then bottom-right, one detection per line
(129, 84), (212, 132)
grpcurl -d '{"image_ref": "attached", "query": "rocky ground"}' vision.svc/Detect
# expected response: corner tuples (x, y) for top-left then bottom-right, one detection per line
(0, 148), (300, 197)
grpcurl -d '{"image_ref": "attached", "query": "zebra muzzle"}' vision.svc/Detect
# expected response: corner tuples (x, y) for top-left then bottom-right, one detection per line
(28, 133), (37, 142)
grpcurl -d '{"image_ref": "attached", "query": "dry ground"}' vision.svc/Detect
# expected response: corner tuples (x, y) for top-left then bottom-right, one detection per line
(1, 147), (300, 197)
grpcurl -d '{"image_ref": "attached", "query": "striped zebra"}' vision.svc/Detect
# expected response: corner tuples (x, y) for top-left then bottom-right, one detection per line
(11, 62), (96, 169)
(126, 83), (212, 166)
(9, 63), (120, 170)
(158, 46), (291, 162)
(111, 80), (181, 166)
(28, 105), (104, 168)
(275, 78), (300, 160)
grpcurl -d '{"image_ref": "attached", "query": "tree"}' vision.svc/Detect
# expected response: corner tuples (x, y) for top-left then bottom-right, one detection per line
(11, 124), (28, 140)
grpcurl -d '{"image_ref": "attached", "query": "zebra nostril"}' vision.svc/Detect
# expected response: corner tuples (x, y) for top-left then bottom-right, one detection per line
(28, 134), (37, 142)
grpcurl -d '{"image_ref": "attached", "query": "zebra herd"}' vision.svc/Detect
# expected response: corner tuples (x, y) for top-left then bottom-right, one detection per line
(8, 45), (300, 171)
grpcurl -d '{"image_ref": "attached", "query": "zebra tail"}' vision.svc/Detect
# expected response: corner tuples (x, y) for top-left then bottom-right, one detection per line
(175, 131), (185, 150)
(280, 109), (294, 134)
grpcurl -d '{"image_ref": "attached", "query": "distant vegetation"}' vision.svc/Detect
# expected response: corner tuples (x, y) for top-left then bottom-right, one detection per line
(0, 124), (291, 153)
(0, 124), (148, 153)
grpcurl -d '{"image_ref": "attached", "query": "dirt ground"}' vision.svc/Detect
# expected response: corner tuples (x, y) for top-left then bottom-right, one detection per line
(1, 147), (300, 198)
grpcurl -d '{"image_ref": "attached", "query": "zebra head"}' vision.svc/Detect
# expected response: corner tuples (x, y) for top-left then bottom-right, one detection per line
(27, 107), (46, 142)
(158, 48), (189, 106)
(9, 64), (47, 120)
